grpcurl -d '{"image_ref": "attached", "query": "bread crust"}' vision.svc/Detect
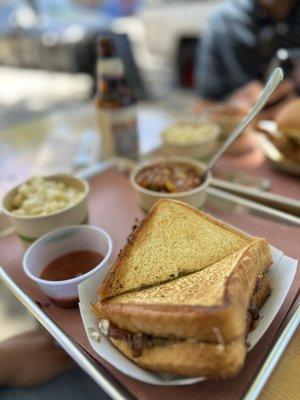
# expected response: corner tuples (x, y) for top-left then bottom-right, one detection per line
(103, 276), (270, 378)
(100, 199), (252, 300)
(251, 275), (271, 309)
(110, 337), (246, 378)
(96, 238), (272, 342)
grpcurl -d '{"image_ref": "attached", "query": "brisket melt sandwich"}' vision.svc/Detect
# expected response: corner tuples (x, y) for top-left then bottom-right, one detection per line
(92, 199), (272, 378)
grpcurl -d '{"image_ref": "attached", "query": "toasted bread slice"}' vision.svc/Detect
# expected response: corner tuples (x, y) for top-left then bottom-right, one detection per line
(100, 199), (253, 300)
(107, 276), (271, 378)
(251, 275), (271, 309)
(111, 337), (246, 378)
(95, 238), (272, 342)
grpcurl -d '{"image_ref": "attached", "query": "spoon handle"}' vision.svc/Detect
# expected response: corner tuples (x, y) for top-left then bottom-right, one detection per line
(206, 67), (284, 172)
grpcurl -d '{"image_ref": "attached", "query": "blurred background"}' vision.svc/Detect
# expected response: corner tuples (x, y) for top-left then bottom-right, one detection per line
(0, 0), (221, 130)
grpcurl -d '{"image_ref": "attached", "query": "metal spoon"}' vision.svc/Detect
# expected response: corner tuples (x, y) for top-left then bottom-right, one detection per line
(205, 67), (284, 173)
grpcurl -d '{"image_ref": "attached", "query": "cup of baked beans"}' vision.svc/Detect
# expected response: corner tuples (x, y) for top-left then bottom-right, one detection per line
(130, 157), (211, 213)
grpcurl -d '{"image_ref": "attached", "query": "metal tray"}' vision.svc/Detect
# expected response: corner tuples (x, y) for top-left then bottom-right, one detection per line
(1, 157), (299, 400)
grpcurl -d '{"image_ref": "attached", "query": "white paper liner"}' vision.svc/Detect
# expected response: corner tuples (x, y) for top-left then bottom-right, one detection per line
(79, 246), (297, 385)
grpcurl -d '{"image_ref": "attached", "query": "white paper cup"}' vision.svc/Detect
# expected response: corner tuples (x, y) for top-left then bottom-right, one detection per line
(212, 116), (251, 155)
(23, 225), (112, 307)
(2, 174), (89, 245)
(130, 157), (211, 213)
(161, 122), (220, 159)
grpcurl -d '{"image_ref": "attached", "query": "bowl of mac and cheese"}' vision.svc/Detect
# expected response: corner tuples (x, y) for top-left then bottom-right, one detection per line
(2, 174), (89, 244)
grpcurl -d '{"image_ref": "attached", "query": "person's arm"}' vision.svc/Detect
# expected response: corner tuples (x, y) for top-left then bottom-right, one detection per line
(0, 328), (75, 387)
(230, 79), (295, 108)
(193, 98), (218, 114)
(229, 78), (295, 120)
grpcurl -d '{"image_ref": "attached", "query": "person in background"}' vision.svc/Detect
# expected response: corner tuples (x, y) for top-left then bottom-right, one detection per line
(0, 328), (110, 400)
(195, 0), (300, 116)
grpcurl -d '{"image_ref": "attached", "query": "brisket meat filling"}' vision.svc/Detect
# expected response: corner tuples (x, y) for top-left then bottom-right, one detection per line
(108, 274), (267, 357)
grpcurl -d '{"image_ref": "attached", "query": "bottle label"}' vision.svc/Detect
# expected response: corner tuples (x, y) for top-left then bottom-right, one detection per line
(97, 58), (124, 77)
(96, 106), (139, 160)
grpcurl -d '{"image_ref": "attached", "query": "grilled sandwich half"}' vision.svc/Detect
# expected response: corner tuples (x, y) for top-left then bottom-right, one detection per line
(100, 199), (255, 300)
(93, 200), (272, 378)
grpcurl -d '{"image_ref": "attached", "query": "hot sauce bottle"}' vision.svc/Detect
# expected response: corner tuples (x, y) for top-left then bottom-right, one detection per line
(95, 36), (139, 160)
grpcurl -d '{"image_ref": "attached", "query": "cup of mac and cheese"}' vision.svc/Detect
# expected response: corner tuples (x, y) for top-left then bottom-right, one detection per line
(2, 174), (89, 244)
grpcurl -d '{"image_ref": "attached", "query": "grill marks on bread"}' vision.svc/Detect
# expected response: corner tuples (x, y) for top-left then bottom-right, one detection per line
(107, 247), (247, 307)
(96, 237), (272, 344)
(101, 200), (251, 300)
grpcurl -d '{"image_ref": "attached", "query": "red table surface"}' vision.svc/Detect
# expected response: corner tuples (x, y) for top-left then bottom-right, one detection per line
(0, 168), (299, 400)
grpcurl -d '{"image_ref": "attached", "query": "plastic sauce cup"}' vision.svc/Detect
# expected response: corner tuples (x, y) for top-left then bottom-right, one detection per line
(23, 225), (112, 308)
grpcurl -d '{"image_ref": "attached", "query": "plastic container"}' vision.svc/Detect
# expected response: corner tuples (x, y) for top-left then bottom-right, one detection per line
(23, 225), (112, 307)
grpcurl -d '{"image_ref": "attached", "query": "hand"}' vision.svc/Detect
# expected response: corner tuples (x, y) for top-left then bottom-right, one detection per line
(230, 79), (295, 110)
(194, 98), (218, 115)
(0, 328), (75, 387)
(230, 80), (263, 109)
(267, 78), (295, 106)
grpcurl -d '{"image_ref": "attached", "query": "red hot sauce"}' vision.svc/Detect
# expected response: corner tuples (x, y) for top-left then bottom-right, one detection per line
(40, 250), (104, 308)
(40, 250), (103, 282)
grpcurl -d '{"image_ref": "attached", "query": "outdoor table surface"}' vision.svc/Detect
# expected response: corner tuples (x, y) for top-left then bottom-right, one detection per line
(0, 101), (299, 399)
